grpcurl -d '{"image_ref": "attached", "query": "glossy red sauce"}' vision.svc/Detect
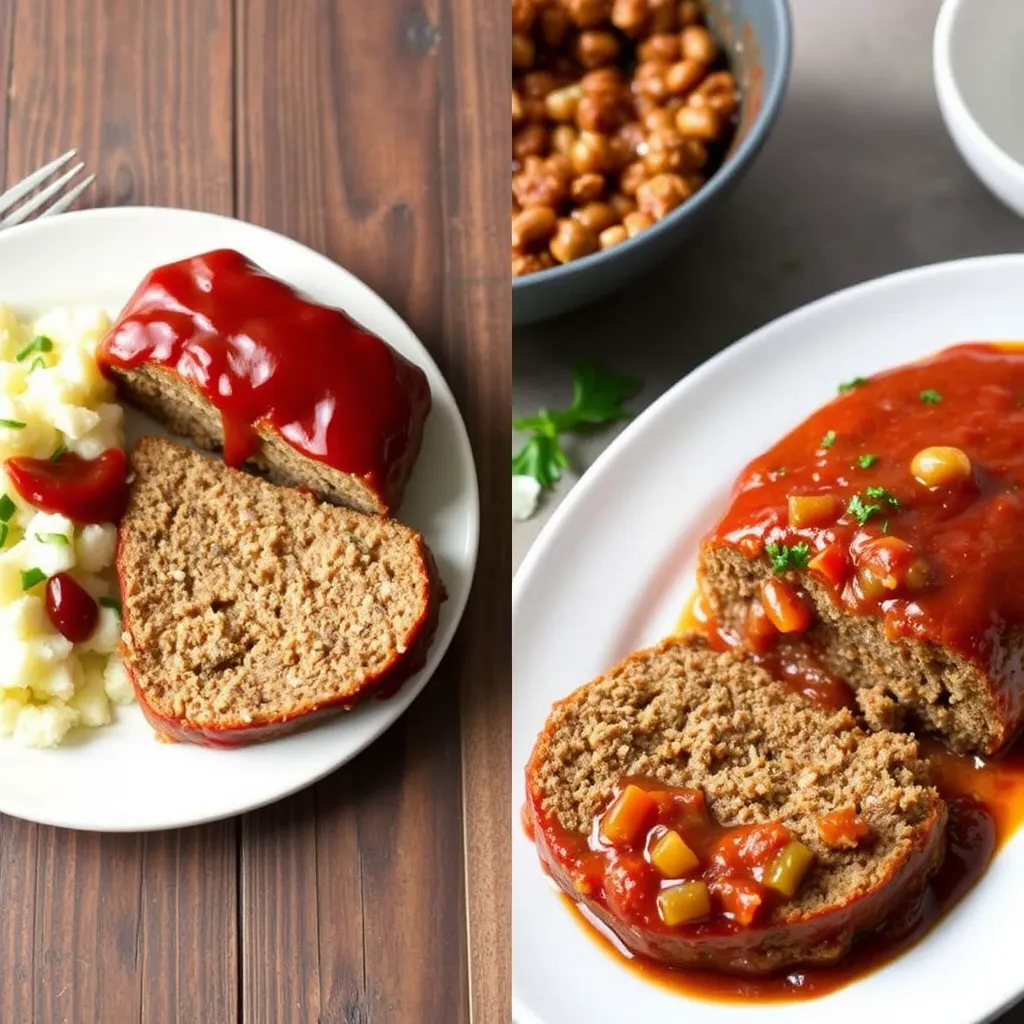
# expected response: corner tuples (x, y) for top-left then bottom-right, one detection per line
(705, 344), (1024, 744)
(529, 596), (1024, 1002)
(45, 572), (99, 643)
(98, 248), (430, 503)
(554, 791), (1001, 1002)
(4, 449), (128, 524)
(554, 779), (806, 936)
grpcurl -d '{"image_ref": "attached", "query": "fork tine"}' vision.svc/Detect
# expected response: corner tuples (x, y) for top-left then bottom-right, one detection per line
(0, 149), (77, 217)
(37, 173), (96, 220)
(1, 163), (88, 227)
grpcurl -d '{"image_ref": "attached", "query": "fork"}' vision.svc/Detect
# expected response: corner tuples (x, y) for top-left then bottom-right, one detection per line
(0, 150), (95, 229)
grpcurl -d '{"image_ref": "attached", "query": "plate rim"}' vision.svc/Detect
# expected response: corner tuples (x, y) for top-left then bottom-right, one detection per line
(512, 252), (1024, 1024)
(0, 205), (480, 831)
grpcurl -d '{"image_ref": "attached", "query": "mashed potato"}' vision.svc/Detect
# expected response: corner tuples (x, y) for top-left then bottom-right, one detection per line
(0, 305), (134, 747)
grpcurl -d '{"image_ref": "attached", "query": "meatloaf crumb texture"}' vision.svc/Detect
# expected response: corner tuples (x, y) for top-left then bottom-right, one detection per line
(113, 364), (424, 516)
(526, 637), (946, 969)
(118, 438), (441, 744)
(700, 545), (1006, 755)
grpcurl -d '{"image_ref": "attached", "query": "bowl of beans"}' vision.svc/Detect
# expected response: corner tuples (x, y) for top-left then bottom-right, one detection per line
(511, 0), (791, 325)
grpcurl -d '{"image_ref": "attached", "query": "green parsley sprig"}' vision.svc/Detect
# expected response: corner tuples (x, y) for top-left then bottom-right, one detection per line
(846, 486), (901, 525)
(512, 361), (641, 495)
(764, 540), (811, 575)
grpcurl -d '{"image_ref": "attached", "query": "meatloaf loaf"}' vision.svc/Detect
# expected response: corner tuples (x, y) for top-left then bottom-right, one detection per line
(117, 438), (442, 747)
(99, 249), (431, 516)
(699, 344), (1024, 756)
(525, 637), (946, 974)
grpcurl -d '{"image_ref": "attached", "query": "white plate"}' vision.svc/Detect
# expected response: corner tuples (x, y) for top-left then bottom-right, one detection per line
(512, 255), (1024, 1024)
(0, 207), (479, 832)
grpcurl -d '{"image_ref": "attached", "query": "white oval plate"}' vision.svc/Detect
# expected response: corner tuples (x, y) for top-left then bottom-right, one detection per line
(0, 207), (479, 832)
(513, 255), (1024, 1024)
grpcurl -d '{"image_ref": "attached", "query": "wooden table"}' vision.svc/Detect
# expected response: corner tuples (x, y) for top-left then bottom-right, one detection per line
(0, 2), (509, 1021)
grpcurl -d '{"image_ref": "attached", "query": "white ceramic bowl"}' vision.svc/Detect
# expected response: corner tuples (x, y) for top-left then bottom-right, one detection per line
(935, 0), (1024, 218)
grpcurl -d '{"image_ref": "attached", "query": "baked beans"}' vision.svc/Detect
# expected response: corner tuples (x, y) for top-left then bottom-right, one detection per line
(511, 0), (738, 277)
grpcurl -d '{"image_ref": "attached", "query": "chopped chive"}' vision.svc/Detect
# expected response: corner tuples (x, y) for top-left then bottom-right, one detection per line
(920, 389), (943, 405)
(838, 376), (868, 394)
(0, 495), (15, 522)
(857, 453), (879, 469)
(20, 567), (46, 591)
(0, 523), (7, 547)
(0, 419), (26, 430)
(15, 335), (53, 361)
(34, 532), (70, 546)
(50, 443), (66, 461)
(100, 596), (122, 615)
(820, 430), (837, 449)
(28, 357), (46, 373)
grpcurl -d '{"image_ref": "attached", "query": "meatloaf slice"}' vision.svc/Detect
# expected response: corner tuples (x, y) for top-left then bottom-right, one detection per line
(110, 362), (426, 517)
(525, 637), (946, 974)
(699, 546), (1007, 755)
(117, 438), (442, 747)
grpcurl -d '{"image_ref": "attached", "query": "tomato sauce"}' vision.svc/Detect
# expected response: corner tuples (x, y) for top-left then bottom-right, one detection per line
(5, 449), (128, 524)
(705, 344), (1024, 750)
(97, 249), (430, 504)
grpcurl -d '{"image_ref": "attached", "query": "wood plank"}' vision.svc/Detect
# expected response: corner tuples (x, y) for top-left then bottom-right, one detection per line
(437, 1), (512, 1018)
(0, 0), (13, 182)
(236, 1), (472, 1021)
(0, 2), (238, 1022)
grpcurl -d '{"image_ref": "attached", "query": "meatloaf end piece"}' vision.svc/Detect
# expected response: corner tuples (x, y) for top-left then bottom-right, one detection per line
(525, 636), (946, 974)
(117, 437), (443, 747)
(111, 363), (425, 516)
(699, 545), (1008, 755)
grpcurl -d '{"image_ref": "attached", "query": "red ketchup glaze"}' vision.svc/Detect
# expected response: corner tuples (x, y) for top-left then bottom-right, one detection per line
(97, 249), (431, 502)
(45, 573), (99, 643)
(4, 449), (128, 524)
(704, 343), (1024, 748)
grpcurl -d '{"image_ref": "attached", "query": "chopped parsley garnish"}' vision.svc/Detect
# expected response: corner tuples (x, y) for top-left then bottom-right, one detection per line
(0, 495), (14, 521)
(865, 485), (901, 508)
(820, 430), (837, 449)
(846, 493), (881, 525)
(920, 389), (943, 405)
(20, 567), (46, 591)
(838, 376), (868, 393)
(847, 486), (901, 524)
(50, 442), (66, 461)
(764, 540), (812, 575)
(15, 335), (53, 361)
(512, 361), (641, 496)
(100, 596), (122, 614)
(34, 532), (70, 546)
(857, 453), (879, 469)
(0, 419), (26, 430)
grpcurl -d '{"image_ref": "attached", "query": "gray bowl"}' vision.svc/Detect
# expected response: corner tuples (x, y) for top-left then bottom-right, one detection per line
(512, 0), (792, 326)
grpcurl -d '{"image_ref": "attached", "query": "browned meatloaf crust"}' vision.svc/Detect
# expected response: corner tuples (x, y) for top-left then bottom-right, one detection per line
(525, 637), (946, 974)
(699, 546), (1008, 754)
(109, 363), (426, 516)
(117, 438), (443, 747)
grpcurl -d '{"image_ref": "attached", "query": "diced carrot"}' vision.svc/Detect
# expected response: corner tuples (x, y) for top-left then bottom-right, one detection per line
(713, 877), (765, 927)
(818, 807), (871, 849)
(807, 542), (848, 591)
(600, 784), (658, 847)
(744, 599), (778, 652)
(760, 578), (812, 634)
